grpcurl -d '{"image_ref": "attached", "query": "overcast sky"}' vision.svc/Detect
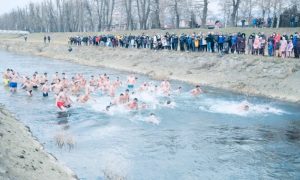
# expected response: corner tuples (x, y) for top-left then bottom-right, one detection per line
(0, 0), (221, 16)
(0, 0), (43, 15)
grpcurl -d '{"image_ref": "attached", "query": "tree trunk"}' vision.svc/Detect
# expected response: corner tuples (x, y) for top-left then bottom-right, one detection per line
(174, 0), (180, 29)
(124, 0), (133, 30)
(152, 0), (161, 29)
(230, 0), (241, 26)
(201, 0), (208, 27)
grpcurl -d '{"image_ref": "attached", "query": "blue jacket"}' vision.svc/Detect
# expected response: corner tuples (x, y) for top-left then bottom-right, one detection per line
(293, 35), (298, 46)
(218, 36), (225, 43)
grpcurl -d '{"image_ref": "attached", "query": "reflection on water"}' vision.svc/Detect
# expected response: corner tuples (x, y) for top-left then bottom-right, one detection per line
(0, 51), (300, 179)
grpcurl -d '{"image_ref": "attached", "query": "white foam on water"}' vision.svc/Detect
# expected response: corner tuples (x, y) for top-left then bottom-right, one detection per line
(199, 99), (287, 117)
(131, 114), (161, 125)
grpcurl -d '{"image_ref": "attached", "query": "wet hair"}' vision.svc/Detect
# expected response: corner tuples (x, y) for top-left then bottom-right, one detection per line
(178, 86), (182, 89)
(126, 89), (129, 92)
(106, 106), (110, 111)
(62, 72), (65, 75)
(44, 72), (47, 75)
(244, 105), (249, 111)
(150, 113), (155, 116)
(134, 98), (138, 101)
(167, 100), (171, 105)
(196, 85), (200, 88)
(120, 93), (124, 96)
(56, 72), (58, 74)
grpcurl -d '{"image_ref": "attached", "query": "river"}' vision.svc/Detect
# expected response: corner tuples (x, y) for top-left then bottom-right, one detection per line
(1, 50), (300, 179)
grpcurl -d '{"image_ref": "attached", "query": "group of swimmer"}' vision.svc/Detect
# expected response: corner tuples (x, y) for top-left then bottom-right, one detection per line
(2, 68), (206, 114)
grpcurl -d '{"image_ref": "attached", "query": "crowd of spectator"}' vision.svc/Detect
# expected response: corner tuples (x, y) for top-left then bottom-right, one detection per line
(68, 31), (300, 58)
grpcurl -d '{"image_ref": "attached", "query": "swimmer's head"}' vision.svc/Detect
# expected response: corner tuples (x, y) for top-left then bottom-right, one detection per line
(106, 106), (110, 111)
(150, 113), (155, 116)
(134, 98), (138, 102)
(196, 85), (200, 88)
(167, 100), (171, 105)
(44, 72), (47, 75)
(244, 105), (249, 111)
(120, 93), (124, 96)
(178, 86), (182, 89)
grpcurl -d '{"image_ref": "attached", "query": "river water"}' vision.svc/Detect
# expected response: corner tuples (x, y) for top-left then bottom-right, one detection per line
(1, 50), (300, 180)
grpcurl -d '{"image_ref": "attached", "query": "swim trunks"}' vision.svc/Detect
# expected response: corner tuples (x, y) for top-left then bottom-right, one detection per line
(43, 92), (48, 97)
(64, 104), (71, 108)
(33, 85), (38, 89)
(128, 84), (134, 89)
(9, 82), (17, 88)
(57, 101), (65, 109)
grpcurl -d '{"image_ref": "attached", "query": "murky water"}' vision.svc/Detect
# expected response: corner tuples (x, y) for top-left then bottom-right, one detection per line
(1, 50), (300, 180)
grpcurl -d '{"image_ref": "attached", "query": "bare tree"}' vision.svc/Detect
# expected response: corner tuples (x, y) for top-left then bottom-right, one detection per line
(152, 0), (161, 28)
(136, 0), (151, 30)
(230, 0), (241, 26)
(202, 0), (208, 27)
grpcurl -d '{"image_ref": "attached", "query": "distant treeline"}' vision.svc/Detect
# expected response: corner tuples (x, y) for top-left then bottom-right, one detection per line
(0, 0), (299, 32)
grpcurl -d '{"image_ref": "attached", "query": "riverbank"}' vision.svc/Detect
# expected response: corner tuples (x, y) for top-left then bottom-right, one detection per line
(0, 105), (77, 180)
(0, 30), (300, 103)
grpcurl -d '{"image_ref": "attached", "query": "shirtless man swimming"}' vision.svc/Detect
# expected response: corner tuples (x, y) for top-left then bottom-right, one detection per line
(31, 74), (39, 89)
(41, 80), (50, 97)
(52, 79), (63, 97)
(128, 98), (139, 110)
(22, 78), (33, 96)
(9, 70), (19, 93)
(77, 92), (91, 103)
(127, 74), (136, 89)
(52, 72), (60, 85)
(160, 79), (171, 95)
(56, 89), (67, 111)
(39, 73), (48, 86)
(191, 85), (203, 96)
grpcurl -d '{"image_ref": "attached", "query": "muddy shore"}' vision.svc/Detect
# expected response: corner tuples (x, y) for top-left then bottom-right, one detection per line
(0, 33), (300, 103)
(0, 105), (77, 180)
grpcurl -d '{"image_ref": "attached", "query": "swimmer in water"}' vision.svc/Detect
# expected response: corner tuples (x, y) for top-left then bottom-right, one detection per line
(173, 86), (182, 94)
(128, 98), (138, 110)
(162, 100), (176, 108)
(127, 74), (136, 89)
(145, 113), (160, 125)
(77, 92), (91, 103)
(124, 89), (130, 103)
(56, 89), (67, 111)
(191, 85), (203, 96)
(22, 77), (33, 96)
(41, 80), (50, 97)
(160, 79), (171, 95)
(238, 101), (250, 111)
(9, 70), (19, 93)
